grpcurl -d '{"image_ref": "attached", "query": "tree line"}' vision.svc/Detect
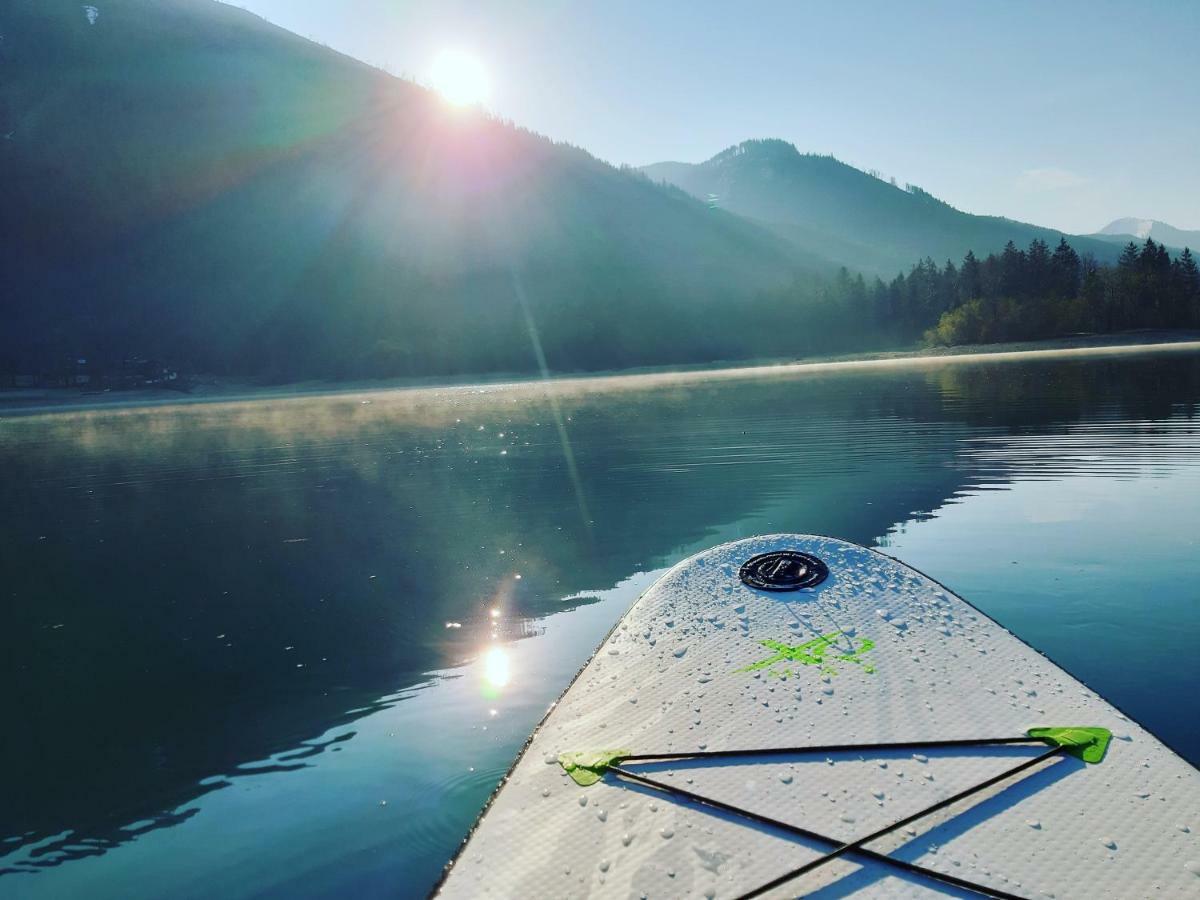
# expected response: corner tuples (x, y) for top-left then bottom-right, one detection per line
(5, 234), (1197, 388)
(799, 236), (1200, 349)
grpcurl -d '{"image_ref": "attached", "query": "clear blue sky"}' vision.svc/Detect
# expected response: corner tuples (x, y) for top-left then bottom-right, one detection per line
(230, 0), (1199, 234)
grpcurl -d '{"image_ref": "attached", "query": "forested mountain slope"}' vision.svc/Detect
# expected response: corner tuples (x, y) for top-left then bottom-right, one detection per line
(0, 1), (824, 380)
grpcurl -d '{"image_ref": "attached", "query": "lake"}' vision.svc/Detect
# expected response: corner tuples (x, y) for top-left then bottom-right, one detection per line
(2, 347), (1199, 898)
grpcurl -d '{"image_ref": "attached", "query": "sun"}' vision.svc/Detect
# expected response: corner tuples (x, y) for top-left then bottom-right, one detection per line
(429, 49), (490, 107)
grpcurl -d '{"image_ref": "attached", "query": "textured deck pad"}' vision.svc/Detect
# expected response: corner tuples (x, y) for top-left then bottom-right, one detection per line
(437, 535), (1200, 898)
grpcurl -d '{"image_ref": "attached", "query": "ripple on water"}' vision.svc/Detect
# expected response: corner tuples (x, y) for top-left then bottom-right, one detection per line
(402, 765), (511, 861)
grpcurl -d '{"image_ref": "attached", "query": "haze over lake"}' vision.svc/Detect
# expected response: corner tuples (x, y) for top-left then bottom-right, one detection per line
(2, 347), (1198, 898)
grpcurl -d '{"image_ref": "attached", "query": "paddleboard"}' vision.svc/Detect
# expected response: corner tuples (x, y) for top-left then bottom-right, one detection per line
(435, 534), (1200, 898)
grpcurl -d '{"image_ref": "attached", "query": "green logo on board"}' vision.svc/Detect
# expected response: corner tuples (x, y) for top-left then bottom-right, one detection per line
(737, 633), (876, 677)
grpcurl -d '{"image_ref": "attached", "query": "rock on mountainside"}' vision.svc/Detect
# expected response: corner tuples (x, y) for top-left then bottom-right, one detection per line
(0, 0), (826, 380)
(642, 140), (1122, 277)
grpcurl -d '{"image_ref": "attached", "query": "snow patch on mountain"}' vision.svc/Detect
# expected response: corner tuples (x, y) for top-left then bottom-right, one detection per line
(1100, 217), (1154, 239)
(1097, 218), (1200, 249)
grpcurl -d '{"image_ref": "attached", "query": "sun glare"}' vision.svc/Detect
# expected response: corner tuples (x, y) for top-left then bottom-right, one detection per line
(483, 646), (511, 688)
(429, 49), (490, 107)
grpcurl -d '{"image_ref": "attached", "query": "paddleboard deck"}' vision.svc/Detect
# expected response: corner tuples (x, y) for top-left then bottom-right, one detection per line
(435, 535), (1199, 898)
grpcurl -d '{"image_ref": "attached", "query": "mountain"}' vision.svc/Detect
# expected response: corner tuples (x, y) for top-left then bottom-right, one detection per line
(1094, 218), (1200, 251)
(0, 1), (828, 381)
(641, 140), (1123, 278)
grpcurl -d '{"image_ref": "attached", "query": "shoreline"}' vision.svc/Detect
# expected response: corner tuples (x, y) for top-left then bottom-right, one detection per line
(3, 330), (1199, 416)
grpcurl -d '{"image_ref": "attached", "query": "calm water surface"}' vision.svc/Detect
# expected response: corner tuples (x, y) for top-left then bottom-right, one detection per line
(2, 349), (1199, 898)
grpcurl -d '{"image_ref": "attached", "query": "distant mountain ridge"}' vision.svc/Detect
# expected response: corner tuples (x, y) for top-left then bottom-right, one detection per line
(641, 140), (1123, 277)
(1094, 218), (1200, 251)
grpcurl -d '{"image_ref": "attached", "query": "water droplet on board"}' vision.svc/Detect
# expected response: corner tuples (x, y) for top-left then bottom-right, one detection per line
(578, 796), (588, 807)
(1100, 837), (1117, 850)
(621, 833), (633, 846)
(596, 809), (607, 822)
(598, 859), (610, 872)
(779, 773), (793, 784)
(1025, 819), (1041, 829)
(660, 827), (674, 839)
(674, 646), (688, 658)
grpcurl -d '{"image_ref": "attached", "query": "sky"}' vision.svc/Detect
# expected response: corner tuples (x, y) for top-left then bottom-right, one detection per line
(230, 0), (1199, 234)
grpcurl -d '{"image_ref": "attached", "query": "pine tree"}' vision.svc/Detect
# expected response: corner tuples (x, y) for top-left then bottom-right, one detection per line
(1118, 242), (1140, 270)
(1115, 242), (1141, 329)
(1051, 237), (1081, 298)
(1139, 237), (1158, 272)
(1156, 241), (1171, 272)
(1027, 238), (1052, 297)
(960, 250), (981, 302)
(1136, 239), (1172, 325)
(1178, 248), (1200, 326)
(1000, 241), (1025, 297)
(1178, 247), (1200, 289)
(939, 259), (958, 314)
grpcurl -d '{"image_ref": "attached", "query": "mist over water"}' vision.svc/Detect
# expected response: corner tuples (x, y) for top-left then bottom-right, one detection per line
(2, 349), (1198, 898)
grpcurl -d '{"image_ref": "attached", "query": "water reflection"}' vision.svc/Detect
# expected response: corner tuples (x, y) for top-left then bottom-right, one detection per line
(483, 646), (511, 690)
(1, 349), (1198, 897)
